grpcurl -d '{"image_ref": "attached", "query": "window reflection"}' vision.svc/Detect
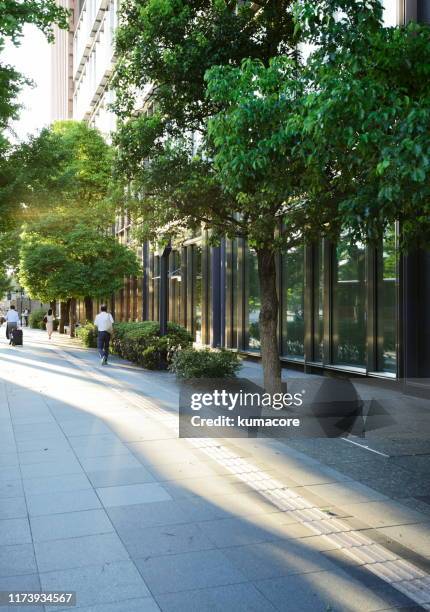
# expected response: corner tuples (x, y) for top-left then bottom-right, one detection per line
(169, 250), (181, 324)
(152, 256), (160, 322)
(333, 238), (366, 367)
(248, 248), (261, 351)
(313, 241), (324, 361)
(377, 226), (397, 373)
(193, 245), (202, 343)
(282, 245), (305, 359)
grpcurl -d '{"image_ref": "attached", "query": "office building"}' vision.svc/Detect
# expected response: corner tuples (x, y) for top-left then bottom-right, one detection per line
(50, 0), (430, 382)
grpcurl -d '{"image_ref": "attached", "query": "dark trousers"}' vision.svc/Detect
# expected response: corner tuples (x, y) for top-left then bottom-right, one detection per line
(97, 331), (111, 360)
(6, 322), (17, 340)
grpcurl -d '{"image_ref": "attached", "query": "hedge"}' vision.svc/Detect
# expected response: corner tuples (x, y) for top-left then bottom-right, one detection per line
(76, 322), (98, 348)
(111, 321), (193, 370)
(169, 347), (241, 379)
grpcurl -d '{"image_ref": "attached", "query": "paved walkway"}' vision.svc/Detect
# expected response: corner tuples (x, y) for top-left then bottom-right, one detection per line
(0, 328), (430, 611)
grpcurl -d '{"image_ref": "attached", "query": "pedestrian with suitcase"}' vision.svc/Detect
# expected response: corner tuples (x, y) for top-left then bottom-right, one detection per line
(5, 305), (20, 344)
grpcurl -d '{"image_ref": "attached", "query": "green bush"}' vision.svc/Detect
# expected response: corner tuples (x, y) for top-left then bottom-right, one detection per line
(169, 347), (241, 379)
(76, 322), (98, 348)
(28, 308), (46, 330)
(111, 321), (193, 370)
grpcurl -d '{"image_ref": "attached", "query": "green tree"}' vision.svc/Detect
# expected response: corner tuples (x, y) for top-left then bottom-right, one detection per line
(0, 271), (12, 300)
(13, 120), (139, 336)
(19, 221), (140, 336)
(0, 0), (69, 150)
(112, 0), (313, 393)
(293, 0), (430, 249)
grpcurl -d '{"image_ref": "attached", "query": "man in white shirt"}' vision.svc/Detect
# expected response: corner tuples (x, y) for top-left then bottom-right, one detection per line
(94, 305), (114, 365)
(5, 305), (20, 342)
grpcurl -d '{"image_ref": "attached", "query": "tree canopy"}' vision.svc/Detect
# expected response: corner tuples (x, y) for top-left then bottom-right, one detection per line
(294, 0), (430, 249)
(14, 121), (139, 332)
(0, 0), (69, 150)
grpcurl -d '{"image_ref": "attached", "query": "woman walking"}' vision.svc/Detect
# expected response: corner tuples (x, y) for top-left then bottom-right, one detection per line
(44, 309), (55, 340)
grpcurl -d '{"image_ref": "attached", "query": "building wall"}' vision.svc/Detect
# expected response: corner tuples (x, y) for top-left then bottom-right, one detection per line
(51, 0), (75, 121)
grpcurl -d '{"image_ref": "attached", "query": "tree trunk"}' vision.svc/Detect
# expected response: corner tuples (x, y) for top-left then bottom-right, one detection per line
(59, 301), (67, 334)
(50, 300), (56, 314)
(69, 298), (77, 338)
(256, 248), (282, 395)
(84, 296), (93, 322)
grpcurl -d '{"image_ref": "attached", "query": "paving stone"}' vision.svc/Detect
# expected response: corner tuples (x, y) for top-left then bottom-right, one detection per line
(0, 466), (21, 483)
(0, 518), (32, 546)
(97, 483), (172, 508)
(0, 479), (23, 499)
(79, 454), (143, 472)
(220, 539), (341, 581)
(304, 480), (388, 506)
(107, 500), (191, 531)
(118, 522), (215, 558)
(196, 517), (283, 549)
(154, 582), (276, 612)
(0, 573), (43, 612)
(0, 543), (37, 577)
(255, 569), (408, 611)
(31, 509), (114, 542)
(20, 459), (84, 479)
(18, 449), (77, 466)
(135, 549), (247, 594)
(0, 496), (27, 519)
(58, 598), (160, 612)
(26, 488), (101, 517)
(35, 532), (130, 573)
(0, 452), (19, 468)
(85, 467), (156, 488)
(23, 473), (92, 495)
(40, 560), (151, 611)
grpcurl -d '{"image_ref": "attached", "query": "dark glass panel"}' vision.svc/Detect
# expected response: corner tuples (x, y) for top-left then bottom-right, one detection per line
(332, 238), (367, 367)
(377, 226), (397, 373)
(282, 245), (305, 359)
(248, 248), (261, 351)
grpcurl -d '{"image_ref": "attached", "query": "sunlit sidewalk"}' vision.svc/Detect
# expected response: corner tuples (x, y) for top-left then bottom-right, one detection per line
(0, 328), (429, 611)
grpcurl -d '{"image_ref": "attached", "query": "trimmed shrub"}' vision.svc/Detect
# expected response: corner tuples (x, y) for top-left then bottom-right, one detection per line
(28, 308), (46, 330)
(76, 322), (98, 348)
(111, 321), (193, 370)
(169, 347), (241, 379)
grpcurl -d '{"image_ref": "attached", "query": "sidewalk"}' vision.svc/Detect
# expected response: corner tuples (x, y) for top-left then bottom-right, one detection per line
(0, 328), (430, 611)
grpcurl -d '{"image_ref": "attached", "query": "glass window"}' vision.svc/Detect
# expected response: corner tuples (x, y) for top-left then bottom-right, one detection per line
(231, 240), (238, 348)
(377, 226), (397, 373)
(332, 237), (367, 367)
(282, 245), (305, 359)
(313, 241), (324, 361)
(248, 248), (261, 351)
(152, 256), (160, 322)
(418, 0), (430, 23)
(169, 251), (182, 324)
(193, 245), (202, 342)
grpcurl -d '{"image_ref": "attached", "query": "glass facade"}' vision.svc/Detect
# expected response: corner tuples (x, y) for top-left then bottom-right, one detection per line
(313, 241), (324, 362)
(282, 246), (305, 359)
(169, 250), (182, 324)
(104, 232), (400, 378)
(377, 226), (397, 373)
(193, 244), (202, 343)
(332, 237), (367, 367)
(247, 248), (261, 351)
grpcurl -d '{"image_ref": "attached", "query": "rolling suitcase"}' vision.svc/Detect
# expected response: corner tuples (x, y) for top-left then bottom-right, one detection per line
(10, 328), (23, 346)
